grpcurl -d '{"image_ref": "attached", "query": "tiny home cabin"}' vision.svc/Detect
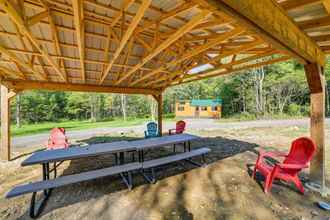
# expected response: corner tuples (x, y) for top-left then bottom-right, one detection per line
(175, 99), (222, 119)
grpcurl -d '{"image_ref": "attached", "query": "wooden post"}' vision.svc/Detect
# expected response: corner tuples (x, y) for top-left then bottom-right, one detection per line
(1, 85), (10, 161)
(153, 94), (163, 136)
(304, 63), (326, 184)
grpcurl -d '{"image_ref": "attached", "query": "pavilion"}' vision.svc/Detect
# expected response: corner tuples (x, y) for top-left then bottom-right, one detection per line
(0, 0), (328, 188)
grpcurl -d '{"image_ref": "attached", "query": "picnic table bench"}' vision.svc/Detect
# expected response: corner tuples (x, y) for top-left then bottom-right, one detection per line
(6, 134), (210, 218)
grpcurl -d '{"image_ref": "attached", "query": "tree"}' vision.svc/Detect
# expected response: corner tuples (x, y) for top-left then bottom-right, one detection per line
(16, 94), (21, 128)
(121, 94), (127, 121)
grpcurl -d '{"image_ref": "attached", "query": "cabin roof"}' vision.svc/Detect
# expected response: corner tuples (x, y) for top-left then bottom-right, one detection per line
(190, 99), (222, 107)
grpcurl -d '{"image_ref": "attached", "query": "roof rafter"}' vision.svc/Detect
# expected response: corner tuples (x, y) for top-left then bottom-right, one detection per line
(39, 0), (68, 82)
(279, 0), (320, 11)
(200, 0), (325, 65)
(99, 0), (152, 84)
(102, 0), (134, 77)
(115, 9), (212, 85)
(130, 27), (244, 86)
(0, 44), (47, 80)
(72, 0), (86, 82)
(170, 55), (290, 86)
(0, 0), (67, 81)
(27, 10), (48, 26)
(152, 41), (268, 87)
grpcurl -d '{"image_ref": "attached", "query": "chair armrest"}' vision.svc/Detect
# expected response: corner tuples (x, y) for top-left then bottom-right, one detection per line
(168, 129), (176, 135)
(277, 163), (308, 169)
(259, 149), (288, 158)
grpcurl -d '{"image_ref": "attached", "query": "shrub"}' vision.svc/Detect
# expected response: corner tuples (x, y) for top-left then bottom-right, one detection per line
(287, 103), (301, 116)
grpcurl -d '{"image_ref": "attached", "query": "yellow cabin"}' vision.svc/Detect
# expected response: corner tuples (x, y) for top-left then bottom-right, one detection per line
(175, 99), (222, 119)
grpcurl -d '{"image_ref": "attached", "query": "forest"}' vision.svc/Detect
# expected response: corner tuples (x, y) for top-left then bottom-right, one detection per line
(7, 59), (330, 127)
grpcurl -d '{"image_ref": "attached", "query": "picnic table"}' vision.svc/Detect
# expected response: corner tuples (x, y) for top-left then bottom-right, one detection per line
(128, 133), (200, 161)
(6, 133), (208, 218)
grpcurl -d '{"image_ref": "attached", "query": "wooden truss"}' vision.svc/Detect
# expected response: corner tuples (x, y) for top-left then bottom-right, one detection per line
(0, 0), (324, 93)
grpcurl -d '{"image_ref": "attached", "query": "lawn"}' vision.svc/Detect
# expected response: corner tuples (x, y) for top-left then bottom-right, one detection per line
(10, 118), (150, 137)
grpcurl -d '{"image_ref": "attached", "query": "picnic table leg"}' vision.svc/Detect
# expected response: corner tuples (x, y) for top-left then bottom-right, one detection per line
(188, 141), (191, 151)
(114, 153), (119, 165)
(29, 163), (52, 218)
(184, 154), (207, 167)
(120, 172), (133, 190)
(138, 150), (144, 162)
(119, 152), (124, 165)
(140, 168), (156, 184)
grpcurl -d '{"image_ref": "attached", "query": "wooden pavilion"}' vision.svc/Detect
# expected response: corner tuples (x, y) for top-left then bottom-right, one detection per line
(0, 0), (328, 186)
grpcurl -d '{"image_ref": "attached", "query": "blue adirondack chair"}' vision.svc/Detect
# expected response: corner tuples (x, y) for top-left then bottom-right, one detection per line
(144, 122), (159, 138)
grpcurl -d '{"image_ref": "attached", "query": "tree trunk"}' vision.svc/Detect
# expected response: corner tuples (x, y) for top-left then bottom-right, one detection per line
(16, 94), (21, 128)
(150, 96), (156, 120)
(90, 94), (97, 122)
(254, 67), (265, 114)
(121, 94), (127, 121)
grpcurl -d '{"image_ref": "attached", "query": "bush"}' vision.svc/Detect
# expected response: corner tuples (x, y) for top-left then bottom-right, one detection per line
(287, 103), (301, 116)
(223, 112), (256, 121)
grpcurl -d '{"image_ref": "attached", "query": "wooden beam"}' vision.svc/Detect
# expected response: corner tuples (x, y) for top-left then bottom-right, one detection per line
(297, 16), (330, 30)
(2, 80), (162, 95)
(99, 0), (152, 84)
(304, 62), (324, 93)
(27, 10), (48, 26)
(322, 0), (330, 14)
(0, 44), (46, 80)
(137, 2), (198, 33)
(311, 34), (330, 42)
(39, 0), (68, 82)
(200, 0), (325, 65)
(279, 0), (320, 11)
(170, 55), (291, 86)
(0, 85), (10, 161)
(304, 63), (326, 184)
(0, 65), (25, 80)
(148, 39), (265, 87)
(115, 10), (211, 85)
(130, 28), (244, 86)
(102, 0), (134, 77)
(72, 0), (86, 82)
(160, 49), (276, 87)
(0, 0), (67, 81)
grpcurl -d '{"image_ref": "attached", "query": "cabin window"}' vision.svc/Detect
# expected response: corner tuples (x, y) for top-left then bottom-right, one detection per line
(201, 107), (207, 111)
(178, 106), (185, 111)
(212, 106), (218, 111)
(179, 101), (185, 105)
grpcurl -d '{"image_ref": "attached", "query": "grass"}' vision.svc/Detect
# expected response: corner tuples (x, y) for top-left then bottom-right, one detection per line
(10, 118), (156, 137)
(218, 113), (307, 123)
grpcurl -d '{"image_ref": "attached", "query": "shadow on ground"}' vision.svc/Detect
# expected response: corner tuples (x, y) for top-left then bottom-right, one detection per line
(13, 135), (328, 220)
(14, 135), (258, 219)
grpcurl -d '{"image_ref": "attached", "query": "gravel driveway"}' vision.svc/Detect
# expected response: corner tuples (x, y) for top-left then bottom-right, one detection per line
(12, 118), (330, 149)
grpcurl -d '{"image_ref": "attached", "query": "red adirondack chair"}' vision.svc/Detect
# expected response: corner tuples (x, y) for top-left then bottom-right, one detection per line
(253, 137), (316, 194)
(47, 128), (69, 150)
(169, 120), (186, 135)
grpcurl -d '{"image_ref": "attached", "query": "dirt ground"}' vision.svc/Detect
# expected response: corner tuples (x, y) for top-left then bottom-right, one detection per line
(1, 126), (330, 220)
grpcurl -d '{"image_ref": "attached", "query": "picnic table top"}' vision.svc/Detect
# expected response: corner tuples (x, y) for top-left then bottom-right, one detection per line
(21, 141), (132, 166)
(21, 133), (200, 166)
(131, 133), (200, 150)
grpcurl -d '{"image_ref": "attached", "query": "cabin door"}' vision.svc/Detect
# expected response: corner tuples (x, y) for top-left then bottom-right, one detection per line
(194, 106), (200, 118)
